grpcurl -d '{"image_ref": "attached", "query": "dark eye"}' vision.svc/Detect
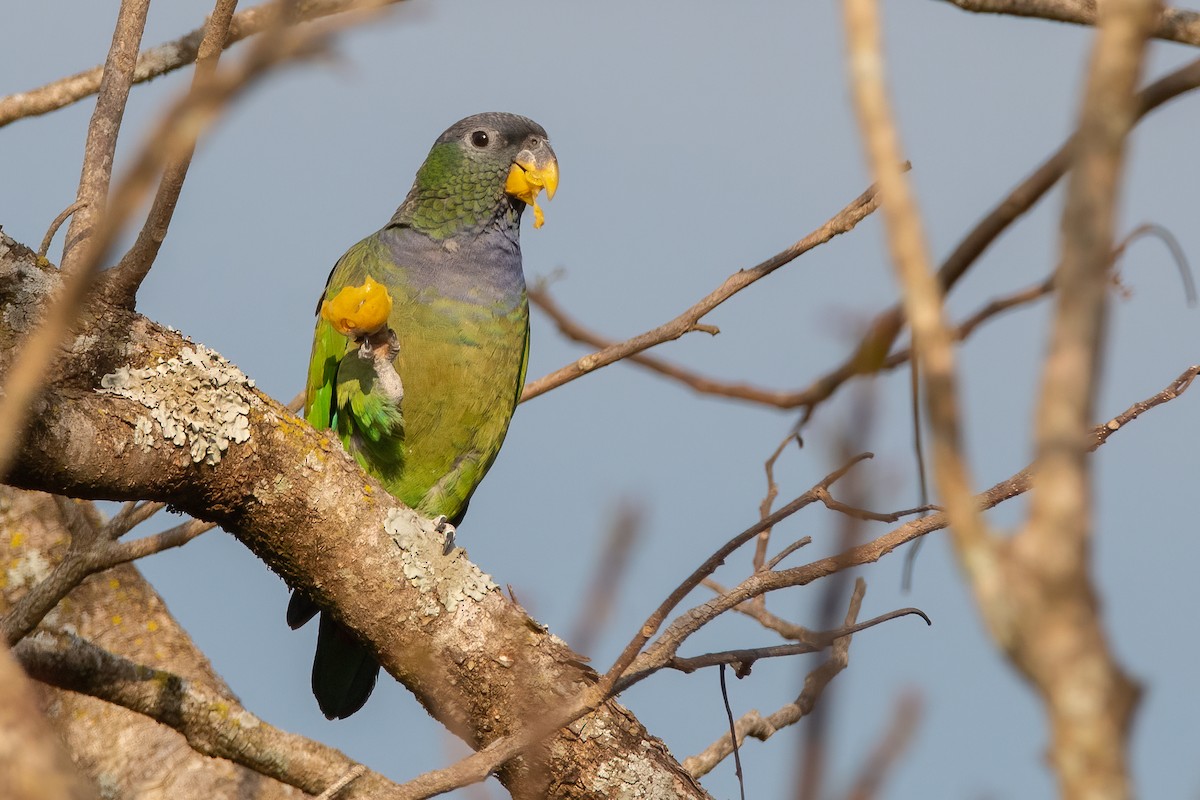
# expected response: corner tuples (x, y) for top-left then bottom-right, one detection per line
(470, 130), (489, 148)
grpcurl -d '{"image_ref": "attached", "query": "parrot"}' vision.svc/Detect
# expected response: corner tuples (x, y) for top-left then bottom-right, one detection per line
(288, 112), (558, 719)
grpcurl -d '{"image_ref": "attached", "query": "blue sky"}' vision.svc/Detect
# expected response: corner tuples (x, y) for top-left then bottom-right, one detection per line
(4, 1), (1200, 797)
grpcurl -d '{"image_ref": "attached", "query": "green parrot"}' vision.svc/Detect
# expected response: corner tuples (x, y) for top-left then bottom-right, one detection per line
(288, 112), (558, 719)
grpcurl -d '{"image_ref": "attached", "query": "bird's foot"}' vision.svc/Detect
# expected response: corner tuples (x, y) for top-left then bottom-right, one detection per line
(357, 327), (401, 363)
(433, 515), (457, 555)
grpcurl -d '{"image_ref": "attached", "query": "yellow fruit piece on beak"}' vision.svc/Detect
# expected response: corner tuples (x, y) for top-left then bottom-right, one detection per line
(505, 160), (559, 229)
(321, 276), (393, 338)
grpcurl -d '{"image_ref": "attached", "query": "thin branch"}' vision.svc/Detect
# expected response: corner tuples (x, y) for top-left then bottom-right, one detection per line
(102, 500), (166, 539)
(754, 434), (795, 575)
(530, 285), (813, 408)
(520, 179), (887, 402)
(683, 579), (868, 779)
(703, 576), (812, 641)
(62, 0), (152, 266)
(38, 201), (88, 260)
(601, 453), (875, 692)
(1113, 222), (1198, 306)
(719, 665), (747, 800)
(661, 607), (929, 675)
(0, 0), (410, 129)
(764, 535), (814, 572)
(938, 0), (1200, 47)
(107, 0), (241, 305)
(632, 365), (1199, 689)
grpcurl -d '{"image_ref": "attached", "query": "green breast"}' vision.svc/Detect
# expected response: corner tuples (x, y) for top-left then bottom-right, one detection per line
(306, 231), (529, 522)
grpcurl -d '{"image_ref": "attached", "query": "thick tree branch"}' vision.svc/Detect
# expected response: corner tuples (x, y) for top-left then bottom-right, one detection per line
(939, 0), (1200, 47)
(0, 487), (306, 799)
(0, 233), (708, 800)
(16, 631), (412, 799)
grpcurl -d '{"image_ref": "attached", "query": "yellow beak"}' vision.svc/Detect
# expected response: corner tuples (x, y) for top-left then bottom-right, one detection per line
(505, 145), (559, 229)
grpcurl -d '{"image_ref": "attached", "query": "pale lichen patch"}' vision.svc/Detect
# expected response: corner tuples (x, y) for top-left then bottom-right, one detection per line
(98, 344), (255, 465)
(0, 253), (61, 333)
(592, 752), (680, 799)
(385, 508), (498, 616)
(7, 547), (51, 589)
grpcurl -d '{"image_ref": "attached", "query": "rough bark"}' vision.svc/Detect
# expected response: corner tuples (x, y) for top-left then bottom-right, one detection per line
(0, 487), (305, 800)
(0, 231), (708, 799)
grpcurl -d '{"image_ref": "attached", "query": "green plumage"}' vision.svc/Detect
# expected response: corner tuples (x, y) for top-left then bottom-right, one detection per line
(293, 112), (554, 719)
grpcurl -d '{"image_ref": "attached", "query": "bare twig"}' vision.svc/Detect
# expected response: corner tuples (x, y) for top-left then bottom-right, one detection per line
(660, 607), (929, 675)
(641, 366), (1199, 681)
(1112, 222), (1198, 306)
(719, 665), (747, 800)
(530, 286), (814, 408)
(764, 536), (814, 572)
(938, 0), (1200, 47)
(328, 364), (1198, 800)
(520, 180), (887, 402)
(753, 434), (795, 575)
(683, 579), (868, 779)
(38, 200), (89, 260)
(703, 576), (813, 640)
(0, 0), (410, 129)
(107, 0), (241, 305)
(602, 453), (875, 692)
(102, 500), (166, 539)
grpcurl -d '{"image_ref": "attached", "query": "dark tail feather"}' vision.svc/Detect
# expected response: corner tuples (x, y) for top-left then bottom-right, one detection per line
(286, 589), (320, 629)
(312, 612), (380, 720)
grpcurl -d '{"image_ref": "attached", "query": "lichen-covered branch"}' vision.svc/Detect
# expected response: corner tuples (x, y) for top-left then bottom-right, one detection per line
(0, 486), (305, 800)
(15, 631), (414, 799)
(0, 232), (708, 800)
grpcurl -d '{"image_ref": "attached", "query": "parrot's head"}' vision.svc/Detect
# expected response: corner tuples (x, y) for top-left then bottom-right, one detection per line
(400, 112), (558, 238)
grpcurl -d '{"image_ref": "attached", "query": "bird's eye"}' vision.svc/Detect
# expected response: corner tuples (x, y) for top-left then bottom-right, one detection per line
(470, 131), (490, 148)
